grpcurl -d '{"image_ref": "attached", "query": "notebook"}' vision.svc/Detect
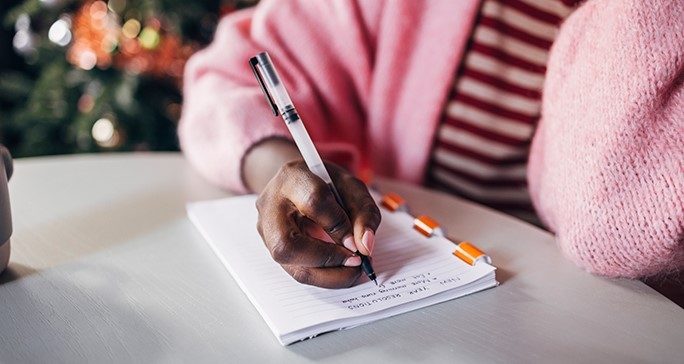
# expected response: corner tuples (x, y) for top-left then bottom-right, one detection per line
(187, 193), (497, 345)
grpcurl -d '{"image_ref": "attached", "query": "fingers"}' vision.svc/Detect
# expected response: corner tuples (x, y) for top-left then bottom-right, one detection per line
(329, 166), (381, 256)
(298, 216), (335, 244)
(279, 161), (355, 249)
(283, 265), (362, 289)
(256, 200), (359, 268)
(254, 159), (379, 289)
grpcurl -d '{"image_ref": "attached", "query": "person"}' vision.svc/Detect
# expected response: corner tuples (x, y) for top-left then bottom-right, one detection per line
(179, 1), (683, 289)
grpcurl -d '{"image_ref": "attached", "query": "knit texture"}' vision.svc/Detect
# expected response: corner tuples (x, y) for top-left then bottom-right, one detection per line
(179, 0), (683, 278)
(179, 0), (481, 193)
(528, 0), (684, 277)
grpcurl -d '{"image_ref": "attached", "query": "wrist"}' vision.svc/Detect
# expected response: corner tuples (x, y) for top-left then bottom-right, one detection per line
(242, 137), (301, 193)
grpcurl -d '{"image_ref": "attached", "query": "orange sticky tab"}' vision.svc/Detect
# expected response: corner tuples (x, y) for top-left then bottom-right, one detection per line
(413, 215), (442, 237)
(453, 241), (490, 265)
(380, 192), (406, 212)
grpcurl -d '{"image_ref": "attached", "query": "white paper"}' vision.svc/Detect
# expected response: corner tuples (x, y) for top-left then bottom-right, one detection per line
(187, 195), (496, 345)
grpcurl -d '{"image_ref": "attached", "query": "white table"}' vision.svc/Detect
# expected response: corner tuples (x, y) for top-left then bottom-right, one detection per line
(1, 153), (682, 363)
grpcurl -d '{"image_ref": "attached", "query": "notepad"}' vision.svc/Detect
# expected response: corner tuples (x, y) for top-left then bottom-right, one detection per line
(187, 194), (497, 345)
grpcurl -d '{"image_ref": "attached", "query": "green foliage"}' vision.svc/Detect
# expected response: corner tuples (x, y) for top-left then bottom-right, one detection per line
(0, 0), (256, 157)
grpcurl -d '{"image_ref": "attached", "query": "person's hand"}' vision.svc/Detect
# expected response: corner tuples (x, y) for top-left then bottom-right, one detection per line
(255, 160), (380, 288)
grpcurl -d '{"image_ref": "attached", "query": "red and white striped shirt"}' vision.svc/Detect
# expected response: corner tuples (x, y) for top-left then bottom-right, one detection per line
(426, 0), (579, 223)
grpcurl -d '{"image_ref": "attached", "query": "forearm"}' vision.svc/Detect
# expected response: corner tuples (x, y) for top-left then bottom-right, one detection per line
(243, 138), (301, 193)
(181, 1), (375, 193)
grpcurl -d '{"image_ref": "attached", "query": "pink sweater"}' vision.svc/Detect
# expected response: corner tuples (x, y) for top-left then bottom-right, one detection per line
(179, 0), (684, 279)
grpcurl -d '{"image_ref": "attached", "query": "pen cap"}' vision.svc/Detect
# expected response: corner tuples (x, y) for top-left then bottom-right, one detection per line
(250, 52), (295, 116)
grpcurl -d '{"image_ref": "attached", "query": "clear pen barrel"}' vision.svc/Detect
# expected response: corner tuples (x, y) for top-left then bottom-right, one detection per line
(253, 52), (333, 185)
(287, 120), (332, 185)
(253, 52), (294, 116)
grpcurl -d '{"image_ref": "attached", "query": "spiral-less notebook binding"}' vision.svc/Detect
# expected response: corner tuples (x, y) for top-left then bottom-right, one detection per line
(380, 192), (492, 267)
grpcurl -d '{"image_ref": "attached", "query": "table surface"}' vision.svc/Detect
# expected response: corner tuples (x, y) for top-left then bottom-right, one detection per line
(0, 153), (681, 363)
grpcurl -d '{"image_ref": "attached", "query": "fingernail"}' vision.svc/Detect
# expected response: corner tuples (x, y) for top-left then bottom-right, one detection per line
(361, 229), (375, 255)
(342, 235), (357, 252)
(343, 256), (361, 267)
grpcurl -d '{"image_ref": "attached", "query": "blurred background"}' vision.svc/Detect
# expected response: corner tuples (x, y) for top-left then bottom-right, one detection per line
(0, 0), (257, 158)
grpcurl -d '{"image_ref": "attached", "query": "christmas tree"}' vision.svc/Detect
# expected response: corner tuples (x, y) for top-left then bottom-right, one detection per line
(0, 0), (257, 157)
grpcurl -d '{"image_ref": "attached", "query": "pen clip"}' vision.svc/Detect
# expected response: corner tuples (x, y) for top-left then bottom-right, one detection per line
(249, 57), (279, 116)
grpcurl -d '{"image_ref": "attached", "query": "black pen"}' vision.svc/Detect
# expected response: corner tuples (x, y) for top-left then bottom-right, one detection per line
(249, 51), (378, 285)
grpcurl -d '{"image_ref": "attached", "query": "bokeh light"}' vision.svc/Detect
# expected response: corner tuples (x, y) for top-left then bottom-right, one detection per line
(48, 17), (72, 47)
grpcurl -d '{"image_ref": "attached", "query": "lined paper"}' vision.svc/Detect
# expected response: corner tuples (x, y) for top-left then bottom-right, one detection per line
(187, 195), (496, 344)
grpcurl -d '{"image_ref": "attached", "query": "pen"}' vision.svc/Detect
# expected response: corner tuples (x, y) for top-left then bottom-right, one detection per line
(249, 51), (378, 286)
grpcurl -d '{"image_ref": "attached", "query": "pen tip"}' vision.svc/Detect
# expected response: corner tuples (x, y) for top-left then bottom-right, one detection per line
(373, 279), (378, 286)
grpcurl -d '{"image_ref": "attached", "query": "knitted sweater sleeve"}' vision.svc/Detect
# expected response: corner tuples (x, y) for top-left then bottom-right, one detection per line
(178, 1), (380, 193)
(527, 0), (684, 278)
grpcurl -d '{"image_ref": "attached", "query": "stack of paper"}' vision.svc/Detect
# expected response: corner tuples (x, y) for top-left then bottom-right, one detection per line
(187, 195), (497, 345)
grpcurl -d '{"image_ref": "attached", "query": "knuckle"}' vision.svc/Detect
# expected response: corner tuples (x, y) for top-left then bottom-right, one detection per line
(327, 214), (349, 236)
(255, 190), (277, 212)
(317, 243), (348, 268)
(301, 185), (329, 216)
(367, 203), (382, 225)
(270, 238), (294, 264)
(281, 159), (299, 172)
(290, 267), (312, 285)
(255, 195), (265, 212)
(255, 204), (273, 238)
(276, 162), (296, 182)
(300, 192), (318, 216)
(345, 175), (366, 189)
(320, 251), (339, 268)
(310, 181), (329, 200)
(255, 219), (263, 237)
(358, 201), (381, 228)
(282, 159), (307, 177)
